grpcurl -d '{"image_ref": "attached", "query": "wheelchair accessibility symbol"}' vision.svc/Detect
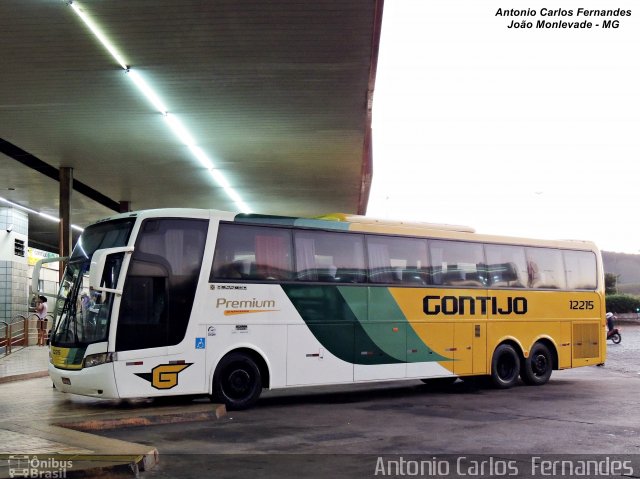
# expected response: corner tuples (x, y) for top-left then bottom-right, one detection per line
(195, 337), (206, 349)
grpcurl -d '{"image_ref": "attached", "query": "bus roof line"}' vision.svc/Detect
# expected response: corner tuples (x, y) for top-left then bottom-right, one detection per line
(318, 213), (476, 233)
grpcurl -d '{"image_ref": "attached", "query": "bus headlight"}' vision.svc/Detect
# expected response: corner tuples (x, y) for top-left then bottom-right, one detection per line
(83, 352), (115, 368)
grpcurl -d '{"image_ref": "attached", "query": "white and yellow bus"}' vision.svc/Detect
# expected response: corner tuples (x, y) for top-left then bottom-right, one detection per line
(45, 209), (605, 409)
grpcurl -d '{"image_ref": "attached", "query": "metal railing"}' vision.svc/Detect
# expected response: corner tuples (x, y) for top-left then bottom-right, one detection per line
(0, 313), (54, 357)
(0, 321), (8, 356)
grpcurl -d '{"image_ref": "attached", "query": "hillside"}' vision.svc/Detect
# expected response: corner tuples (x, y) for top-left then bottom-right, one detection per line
(603, 251), (640, 295)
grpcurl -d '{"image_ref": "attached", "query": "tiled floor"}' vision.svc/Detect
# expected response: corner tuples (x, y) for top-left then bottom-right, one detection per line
(0, 346), (49, 380)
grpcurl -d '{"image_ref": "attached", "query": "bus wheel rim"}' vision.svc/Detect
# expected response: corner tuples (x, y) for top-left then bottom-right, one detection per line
(226, 368), (251, 398)
(498, 354), (516, 380)
(532, 354), (548, 377)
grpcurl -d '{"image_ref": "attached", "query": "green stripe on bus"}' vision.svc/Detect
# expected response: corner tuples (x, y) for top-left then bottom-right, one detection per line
(293, 219), (350, 230)
(337, 286), (404, 362)
(339, 286), (450, 363)
(281, 284), (402, 365)
(234, 214), (349, 231)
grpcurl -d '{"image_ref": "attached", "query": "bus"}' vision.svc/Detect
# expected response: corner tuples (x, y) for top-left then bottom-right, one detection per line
(45, 208), (605, 410)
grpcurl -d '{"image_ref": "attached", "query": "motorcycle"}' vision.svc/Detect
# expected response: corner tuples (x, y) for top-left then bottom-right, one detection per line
(607, 327), (621, 344)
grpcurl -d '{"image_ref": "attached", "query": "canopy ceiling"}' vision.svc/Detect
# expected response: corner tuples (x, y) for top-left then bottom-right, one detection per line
(0, 0), (382, 251)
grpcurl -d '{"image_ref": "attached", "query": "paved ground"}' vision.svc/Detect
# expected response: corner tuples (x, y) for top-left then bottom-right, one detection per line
(1, 324), (638, 478)
(599, 321), (640, 374)
(0, 347), (222, 478)
(0, 345), (49, 383)
(99, 323), (640, 478)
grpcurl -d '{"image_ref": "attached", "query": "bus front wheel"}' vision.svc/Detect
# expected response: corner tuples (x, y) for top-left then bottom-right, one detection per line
(520, 342), (552, 386)
(212, 353), (262, 410)
(490, 344), (520, 389)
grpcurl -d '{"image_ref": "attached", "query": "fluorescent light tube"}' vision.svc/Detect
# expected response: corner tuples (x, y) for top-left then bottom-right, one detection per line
(164, 114), (196, 146)
(188, 145), (214, 170)
(66, 1), (251, 213)
(208, 169), (231, 189)
(69, 2), (128, 70)
(126, 70), (168, 115)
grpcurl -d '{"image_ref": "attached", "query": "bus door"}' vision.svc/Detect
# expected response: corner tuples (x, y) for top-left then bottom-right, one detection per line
(111, 270), (208, 397)
(453, 322), (487, 375)
(112, 217), (210, 397)
(452, 293), (487, 375)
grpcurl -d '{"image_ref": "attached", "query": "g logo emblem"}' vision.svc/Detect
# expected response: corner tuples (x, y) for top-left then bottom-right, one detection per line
(152, 364), (191, 389)
(135, 363), (193, 390)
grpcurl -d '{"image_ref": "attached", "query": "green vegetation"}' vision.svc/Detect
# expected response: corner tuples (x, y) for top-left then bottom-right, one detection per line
(605, 294), (640, 314)
(605, 268), (640, 312)
(605, 272), (619, 295)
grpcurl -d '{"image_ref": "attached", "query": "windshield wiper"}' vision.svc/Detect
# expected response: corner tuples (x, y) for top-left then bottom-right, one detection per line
(54, 264), (85, 344)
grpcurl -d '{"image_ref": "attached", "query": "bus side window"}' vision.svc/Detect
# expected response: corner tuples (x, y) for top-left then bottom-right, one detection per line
(564, 250), (597, 290)
(367, 235), (430, 285)
(294, 230), (366, 283)
(485, 244), (527, 288)
(253, 234), (292, 280)
(525, 247), (566, 289)
(211, 224), (293, 282)
(429, 240), (487, 287)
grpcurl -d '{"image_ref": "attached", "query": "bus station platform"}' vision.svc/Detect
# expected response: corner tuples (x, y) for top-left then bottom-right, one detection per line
(0, 347), (225, 477)
(0, 346), (49, 384)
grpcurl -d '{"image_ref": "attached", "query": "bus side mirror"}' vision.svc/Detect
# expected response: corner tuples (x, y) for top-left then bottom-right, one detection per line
(32, 256), (68, 298)
(89, 246), (134, 296)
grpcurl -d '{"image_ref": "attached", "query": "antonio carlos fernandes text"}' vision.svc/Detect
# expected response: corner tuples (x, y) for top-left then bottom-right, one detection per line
(374, 456), (634, 476)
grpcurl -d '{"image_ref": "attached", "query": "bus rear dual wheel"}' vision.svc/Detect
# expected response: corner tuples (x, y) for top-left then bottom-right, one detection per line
(490, 343), (552, 389)
(211, 353), (262, 410)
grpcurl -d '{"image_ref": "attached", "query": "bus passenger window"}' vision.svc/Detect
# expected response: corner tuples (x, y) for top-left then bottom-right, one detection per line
(564, 250), (597, 290)
(429, 240), (487, 287)
(367, 235), (430, 285)
(211, 224), (293, 281)
(525, 247), (566, 289)
(294, 231), (366, 283)
(485, 244), (527, 288)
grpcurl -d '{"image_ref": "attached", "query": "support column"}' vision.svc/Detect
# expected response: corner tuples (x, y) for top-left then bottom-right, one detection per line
(119, 201), (131, 213)
(0, 208), (28, 325)
(59, 167), (73, 281)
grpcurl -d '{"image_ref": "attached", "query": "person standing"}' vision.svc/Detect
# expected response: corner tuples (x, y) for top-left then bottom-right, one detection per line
(36, 295), (48, 346)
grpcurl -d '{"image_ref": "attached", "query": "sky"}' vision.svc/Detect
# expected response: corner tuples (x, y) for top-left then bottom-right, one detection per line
(368, 1), (640, 254)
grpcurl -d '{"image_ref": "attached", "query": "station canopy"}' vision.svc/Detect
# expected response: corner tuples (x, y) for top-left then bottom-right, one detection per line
(0, 0), (382, 251)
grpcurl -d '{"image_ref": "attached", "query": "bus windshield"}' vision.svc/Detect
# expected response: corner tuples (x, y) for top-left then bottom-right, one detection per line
(51, 218), (135, 347)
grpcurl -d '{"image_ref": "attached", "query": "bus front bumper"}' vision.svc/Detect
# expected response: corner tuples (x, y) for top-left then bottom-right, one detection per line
(48, 362), (119, 398)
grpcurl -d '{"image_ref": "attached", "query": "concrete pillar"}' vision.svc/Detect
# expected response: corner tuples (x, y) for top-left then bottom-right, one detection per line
(0, 208), (29, 325)
(59, 167), (73, 270)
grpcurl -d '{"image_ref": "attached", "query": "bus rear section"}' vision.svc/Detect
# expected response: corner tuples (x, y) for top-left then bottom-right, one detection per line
(204, 216), (604, 408)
